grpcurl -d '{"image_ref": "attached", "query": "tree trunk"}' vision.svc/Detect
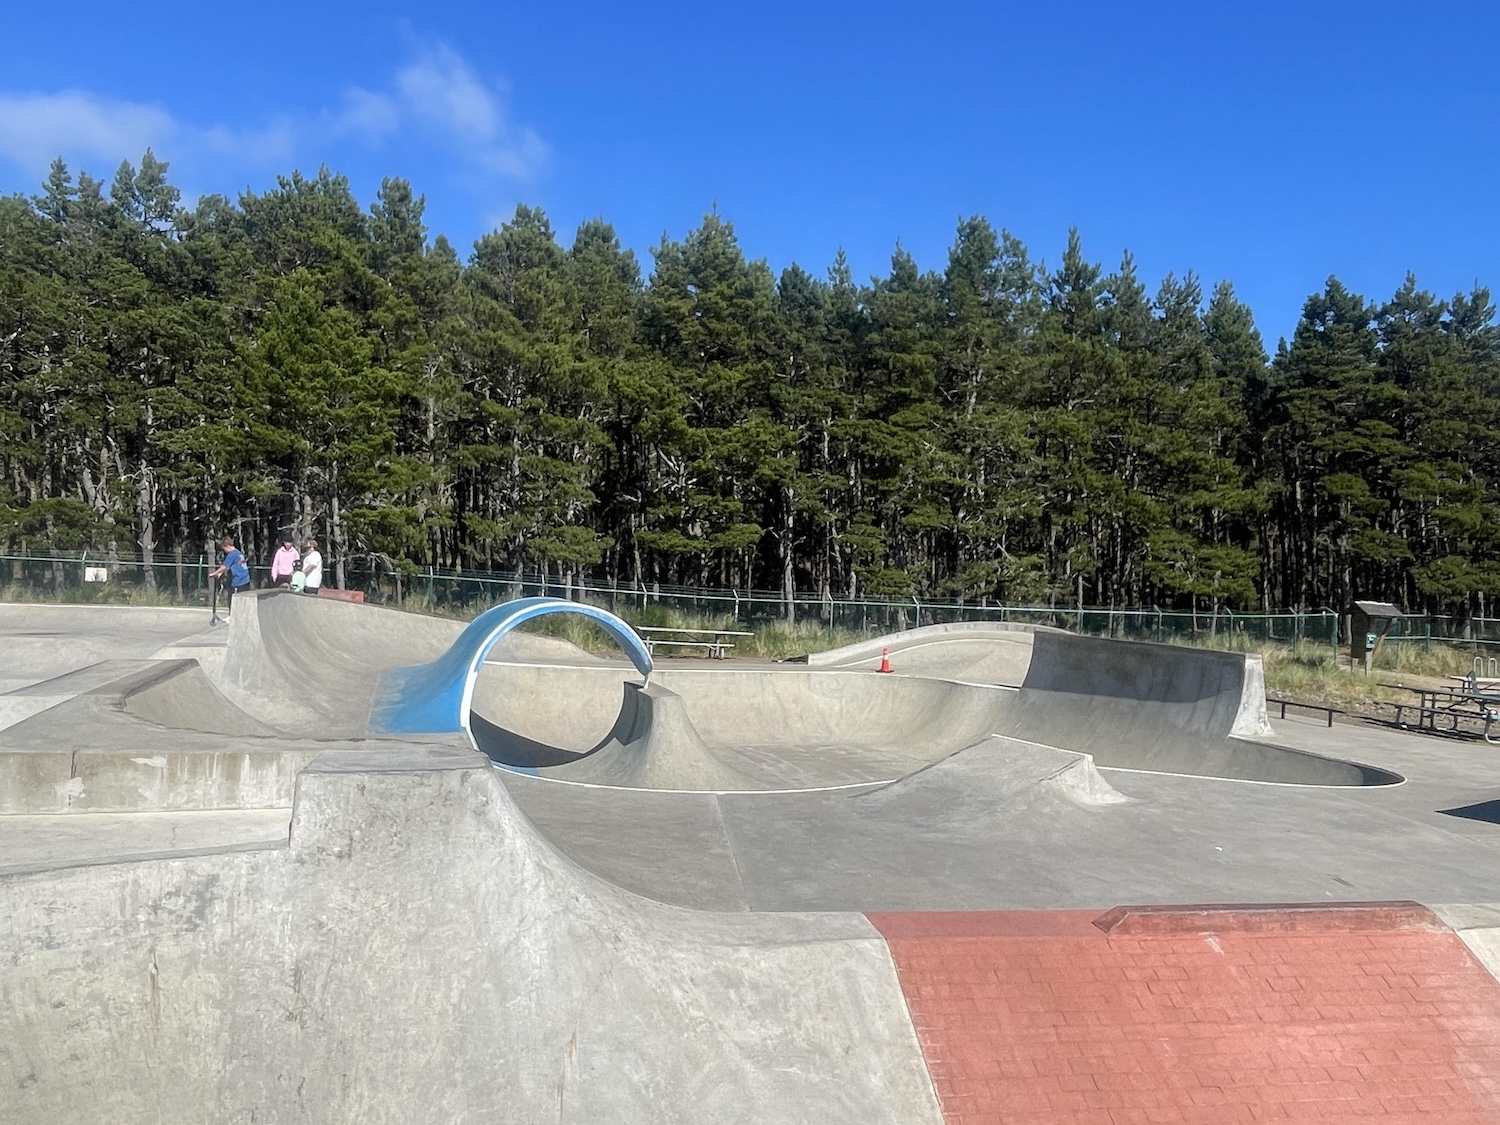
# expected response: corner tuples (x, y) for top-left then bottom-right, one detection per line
(136, 462), (156, 592)
(782, 484), (796, 624)
(330, 462), (347, 590)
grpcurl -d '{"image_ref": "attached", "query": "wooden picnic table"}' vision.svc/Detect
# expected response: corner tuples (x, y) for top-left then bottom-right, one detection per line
(636, 625), (754, 660)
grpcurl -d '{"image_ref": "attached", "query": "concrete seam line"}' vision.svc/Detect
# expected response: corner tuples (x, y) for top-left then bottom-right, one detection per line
(1096, 763), (1408, 790)
(491, 764), (895, 796)
(709, 792), (752, 911)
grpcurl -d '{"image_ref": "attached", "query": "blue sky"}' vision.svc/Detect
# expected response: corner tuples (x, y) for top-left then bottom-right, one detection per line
(2, 1), (1496, 342)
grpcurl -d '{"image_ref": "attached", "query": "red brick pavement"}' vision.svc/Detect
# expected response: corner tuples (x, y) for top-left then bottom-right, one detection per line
(868, 905), (1500, 1124)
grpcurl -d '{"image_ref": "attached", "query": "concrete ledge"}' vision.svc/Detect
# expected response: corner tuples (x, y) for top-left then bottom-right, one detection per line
(316, 588), (365, 603)
(0, 748), (321, 813)
(0, 837), (286, 878)
(0, 752), (74, 813)
(868, 910), (1105, 940)
(1093, 900), (1444, 935)
(871, 903), (1452, 941)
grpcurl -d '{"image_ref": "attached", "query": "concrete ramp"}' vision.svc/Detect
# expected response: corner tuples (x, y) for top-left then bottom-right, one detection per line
(0, 750), (944, 1125)
(858, 737), (1130, 817)
(0, 661), (401, 814)
(995, 631), (1401, 785)
(537, 683), (761, 791)
(212, 593), (462, 735)
(472, 663), (1018, 791)
(123, 660), (283, 737)
(476, 681), (763, 792)
(807, 621), (1046, 686)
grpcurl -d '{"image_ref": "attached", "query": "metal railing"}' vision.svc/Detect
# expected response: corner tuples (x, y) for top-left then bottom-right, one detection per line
(19, 545), (1500, 652)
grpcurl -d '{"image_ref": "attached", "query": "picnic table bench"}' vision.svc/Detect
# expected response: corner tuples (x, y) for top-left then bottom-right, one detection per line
(636, 626), (753, 660)
(1392, 675), (1500, 742)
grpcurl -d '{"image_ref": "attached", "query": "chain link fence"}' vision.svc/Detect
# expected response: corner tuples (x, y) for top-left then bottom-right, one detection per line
(20, 545), (1500, 652)
(0, 547), (1361, 648)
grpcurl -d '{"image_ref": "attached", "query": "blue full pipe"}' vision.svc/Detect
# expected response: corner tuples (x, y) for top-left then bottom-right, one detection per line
(368, 597), (653, 736)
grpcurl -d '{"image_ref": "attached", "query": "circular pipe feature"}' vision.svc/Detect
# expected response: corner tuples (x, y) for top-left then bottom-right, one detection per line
(369, 597), (652, 737)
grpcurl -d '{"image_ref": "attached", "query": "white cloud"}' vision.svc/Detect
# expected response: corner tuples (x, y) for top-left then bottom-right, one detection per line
(197, 117), (299, 164)
(397, 44), (498, 140)
(343, 42), (550, 180)
(0, 91), (178, 172)
(336, 87), (400, 143)
(474, 127), (549, 179)
(0, 90), (297, 180)
(0, 41), (547, 187)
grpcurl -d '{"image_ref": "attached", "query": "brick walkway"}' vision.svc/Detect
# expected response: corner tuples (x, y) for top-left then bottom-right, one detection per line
(869, 904), (1500, 1124)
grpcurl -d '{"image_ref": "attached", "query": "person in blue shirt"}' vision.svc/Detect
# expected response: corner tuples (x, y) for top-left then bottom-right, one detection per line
(209, 535), (252, 623)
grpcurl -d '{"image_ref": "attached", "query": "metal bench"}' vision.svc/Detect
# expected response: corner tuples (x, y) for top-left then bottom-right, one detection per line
(636, 626), (754, 660)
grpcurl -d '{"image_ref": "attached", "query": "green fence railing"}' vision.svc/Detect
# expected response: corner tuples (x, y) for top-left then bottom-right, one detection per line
(0, 548), (1354, 648)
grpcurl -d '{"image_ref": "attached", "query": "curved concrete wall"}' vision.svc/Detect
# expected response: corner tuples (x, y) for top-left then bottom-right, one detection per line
(657, 668), (1009, 751)
(470, 663), (1016, 790)
(1001, 632), (1397, 785)
(808, 621), (1045, 687)
(0, 751), (943, 1125)
(213, 593), (462, 735)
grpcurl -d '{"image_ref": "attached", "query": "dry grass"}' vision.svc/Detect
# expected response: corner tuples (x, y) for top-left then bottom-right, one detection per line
(508, 605), (863, 661)
(1257, 645), (1401, 708)
(0, 582), (196, 608)
(1172, 629), (1481, 709)
(1238, 639), (1475, 711)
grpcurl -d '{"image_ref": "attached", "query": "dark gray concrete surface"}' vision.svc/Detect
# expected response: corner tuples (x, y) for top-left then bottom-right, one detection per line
(503, 721), (1500, 912)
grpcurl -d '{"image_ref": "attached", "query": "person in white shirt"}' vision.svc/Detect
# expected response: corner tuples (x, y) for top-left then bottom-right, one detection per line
(300, 538), (324, 594)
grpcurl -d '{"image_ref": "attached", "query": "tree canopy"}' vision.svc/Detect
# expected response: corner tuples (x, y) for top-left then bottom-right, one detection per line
(4, 153), (1499, 614)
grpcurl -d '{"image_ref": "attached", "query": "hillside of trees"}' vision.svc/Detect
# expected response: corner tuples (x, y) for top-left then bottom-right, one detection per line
(2, 153), (1499, 614)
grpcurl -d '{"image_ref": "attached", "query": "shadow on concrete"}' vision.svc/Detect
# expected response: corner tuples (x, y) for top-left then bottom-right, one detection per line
(1437, 799), (1500, 825)
(470, 711), (587, 768)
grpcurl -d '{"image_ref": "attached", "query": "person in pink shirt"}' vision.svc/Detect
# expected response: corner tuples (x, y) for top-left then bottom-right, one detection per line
(270, 535), (300, 588)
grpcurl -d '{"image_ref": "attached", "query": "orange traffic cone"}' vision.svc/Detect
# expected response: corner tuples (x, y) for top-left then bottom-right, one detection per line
(877, 647), (892, 674)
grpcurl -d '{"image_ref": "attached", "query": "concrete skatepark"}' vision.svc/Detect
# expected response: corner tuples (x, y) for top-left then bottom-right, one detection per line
(4, 593), (1500, 1122)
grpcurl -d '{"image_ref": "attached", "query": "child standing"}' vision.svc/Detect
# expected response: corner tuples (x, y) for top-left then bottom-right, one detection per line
(209, 536), (251, 623)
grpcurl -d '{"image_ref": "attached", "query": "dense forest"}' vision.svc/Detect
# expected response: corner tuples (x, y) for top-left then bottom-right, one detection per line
(2, 152), (1499, 613)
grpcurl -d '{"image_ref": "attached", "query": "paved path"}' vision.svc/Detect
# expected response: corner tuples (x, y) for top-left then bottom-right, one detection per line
(871, 904), (1500, 1124)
